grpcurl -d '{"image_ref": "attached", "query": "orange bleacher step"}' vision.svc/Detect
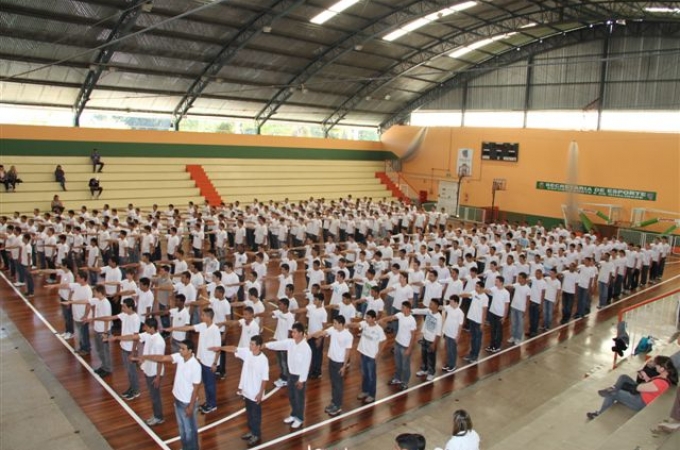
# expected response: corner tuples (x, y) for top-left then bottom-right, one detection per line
(186, 165), (223, 206)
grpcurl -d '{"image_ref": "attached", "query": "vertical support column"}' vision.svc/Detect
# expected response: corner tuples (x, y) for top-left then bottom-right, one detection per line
(461, 81), (468, 127)
(523, 55), (534, 129)
(597, 34), (611, 131)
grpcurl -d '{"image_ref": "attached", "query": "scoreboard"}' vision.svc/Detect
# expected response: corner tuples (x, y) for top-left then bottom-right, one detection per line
(481, 142), (519, 162)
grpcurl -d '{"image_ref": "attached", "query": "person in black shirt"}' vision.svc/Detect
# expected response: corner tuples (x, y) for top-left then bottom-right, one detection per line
(55, 165), (67, 191)
(91, 149), (104, 173)
(89, 177), (103, 199)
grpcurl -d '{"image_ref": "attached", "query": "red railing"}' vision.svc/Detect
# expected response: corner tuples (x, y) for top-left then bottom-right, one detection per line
(613, 287), (680, 368)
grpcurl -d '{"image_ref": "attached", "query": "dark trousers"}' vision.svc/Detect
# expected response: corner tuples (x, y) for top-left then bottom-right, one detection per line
(276, 350), (289, 382)
(419, 339), (436, 375)
(245, 398), (262, 437)
(329, 360), (344, 408)
(18, 264), (34, 295)
(489, 312), (503, 350)
(309, 337), (324, 377)
(576, 286), (590, 316)
(641, 265), (649, 285)
(201, 363), (217, 408)
(528, 302), (540, 335)
(60, 302), (74, 334)
(469, 321), (482, 360)
(92, 162), (104, 172)
(445, 335), (458, 368)
(287, 374), (306, 421)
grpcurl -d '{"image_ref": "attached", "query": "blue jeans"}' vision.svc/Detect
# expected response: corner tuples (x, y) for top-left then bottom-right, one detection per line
(60, 302), (74, 334)
(18, 264), (34, 295)
(174, 399), (199, 450)
(511, 308), (524, 343)
(287, 374), (306, 421)
(393, 343), (411, 385)
(598, 374), (647, 414)
(75, 320), (91, 353)
(145, 375), (164, 420)
(360, 354), (377, 398)
(122, 349), (139, 392)
(445, 335), (458, 368)
(576, 286), (591, 316)
(276, 351), (289, 382)
(468, 321), (481, 360)
(543, 301), (555, 330)
(245, 398), (262, 438)
(598, 281), (609, 307)
(201, 363), (217, 408)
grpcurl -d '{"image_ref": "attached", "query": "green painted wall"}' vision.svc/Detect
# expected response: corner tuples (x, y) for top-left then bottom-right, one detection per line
(0, 139), (397, 161)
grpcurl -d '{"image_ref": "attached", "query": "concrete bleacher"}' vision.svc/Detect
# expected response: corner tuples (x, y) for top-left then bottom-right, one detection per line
(0, 156), (395, 215)
(203, 159), (393, 202)
(0, 156), (203, 215)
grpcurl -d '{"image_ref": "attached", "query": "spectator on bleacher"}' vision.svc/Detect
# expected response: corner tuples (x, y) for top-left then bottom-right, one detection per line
(54, 165), (66, 191)
(91, 148), (104, 173)
(88, 177), (103, 199)
(51, 195), (65, 215)
(0, 165), (6, 187)
(440, 409), (480, 450)
(4, 165), (21, 191)
(395, 433), (426, 450)
(587, 356), (677, 420)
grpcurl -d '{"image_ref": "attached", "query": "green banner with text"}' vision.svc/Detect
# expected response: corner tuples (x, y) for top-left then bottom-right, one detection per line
(536, 181), (656, 201)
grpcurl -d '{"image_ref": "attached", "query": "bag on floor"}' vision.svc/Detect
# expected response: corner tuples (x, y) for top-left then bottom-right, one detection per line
(633, 336), (653, 355)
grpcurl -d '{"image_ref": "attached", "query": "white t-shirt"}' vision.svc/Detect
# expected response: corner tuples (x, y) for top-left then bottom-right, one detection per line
(364, 296), (385, 315)
(529, 277), (547, 304)
(544, 278), (562, 303)
(193, 322), (221, 366)
(392, 284), (415, 310)
(235, 348), (269, 402)
(325, 327), (353, 363)
(412, 308), (443, 342)
(118, 313), (141, 351)
(171, 353), (202, 403)
(136, 289), (154, 323)
(445, 430), (481, 450)
(488, 286), (510, 317)
(272, 310), (295, 341)
(357, 321), (387, 358)
(306, 305), (327, 334)
(442, 305), (465, 339)
(237, 319), (261, 348)
(169, 307), (190, 341)
(100, 266), (122, 296)
(139, 332), (166, 377)
(394, 312), (417, 347)
(510, 283), (531, 312)
(88, 297), (112, 333)
(209, 298), (232, 333)
(69, 282), (93, 320)
(467, 292), (489, 324)
(329, 281), (349, 306)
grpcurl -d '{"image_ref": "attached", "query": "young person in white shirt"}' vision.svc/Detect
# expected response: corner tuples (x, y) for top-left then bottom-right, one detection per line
(265, 322), (312, 429)
(442, 295), (465, 372)
(484, 276), (510, 353)
(114, 317), (166, 426)
(381, 301), (418, 390)
(413, 298), (443, 380)
(212, 335), (269, 446)
(310, 315), (354, 417)
(462, 282), (488, 363)
(84, 285), (112, 377)
(136, 339), (201, 450)
(560, 262), (579, 323)
(346, 309), (387, 404)
(294, 292), (327, 379)
(166, 307), (221, 414)
(543, 268), (562, 330)
(508, 272), (531, 345)
(575, 257), (597, 318)
(528, 269), (547, 337)
(270, 298), (295, 388)
(96, 298), (141, 399)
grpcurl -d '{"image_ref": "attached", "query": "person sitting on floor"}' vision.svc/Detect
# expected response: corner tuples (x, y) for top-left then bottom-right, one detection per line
(587, 356), (677, 420)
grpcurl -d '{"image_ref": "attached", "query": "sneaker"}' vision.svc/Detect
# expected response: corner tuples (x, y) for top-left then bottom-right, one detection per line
(63, 332), (73, 339)
(507, 337), (515, 344)
(491, 347), (501, 353)
(400, 383), (409, 391)
(415, 370), (428, 377)
(463, 355), (473, 362)
(443, 366), (456, 373)
(388, 378), (402, 386)
(273, 379), (288, 388)
(426, 374), (435, 381)
(200, 405), (217, 414)
(327, 406), (342, 417)
(283, 416), (295, 424)
(98, 370), (111, 378)
(124, 390), (140, 401)
(485, 346), (494, 353)
(357, 392), (368, 400)
(241, 432), (253, 440)
(363, 396), (375, 404)
(291, 419), (303, 429)
(121, 391), (133, 400)
(146, 417), (164, 426)
(13, 282), (25, 287)
(586, 411), (599, 420)
(247, 435), (260, 446)
(324, 404), (335, 413)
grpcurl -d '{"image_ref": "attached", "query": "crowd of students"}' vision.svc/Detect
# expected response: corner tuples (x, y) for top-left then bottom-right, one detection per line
(0, 195), (674, 449)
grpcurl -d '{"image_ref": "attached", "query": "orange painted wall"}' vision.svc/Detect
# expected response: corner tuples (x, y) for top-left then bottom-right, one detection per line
(0, 124), (384, 152)
(382, 126), (680, 225)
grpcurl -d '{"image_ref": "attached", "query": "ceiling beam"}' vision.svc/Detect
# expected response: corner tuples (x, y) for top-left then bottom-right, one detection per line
(73, 0), (149, 126)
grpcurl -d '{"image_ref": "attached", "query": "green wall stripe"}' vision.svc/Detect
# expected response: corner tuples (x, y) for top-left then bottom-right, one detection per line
(500, 210), (564, 229)
(0, 139), (397, 161)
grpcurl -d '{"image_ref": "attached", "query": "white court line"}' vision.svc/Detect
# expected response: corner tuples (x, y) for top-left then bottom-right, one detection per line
(163, 386), (281, 445)
(0, 272), (172, 450)
(249, 273), (680, 450)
